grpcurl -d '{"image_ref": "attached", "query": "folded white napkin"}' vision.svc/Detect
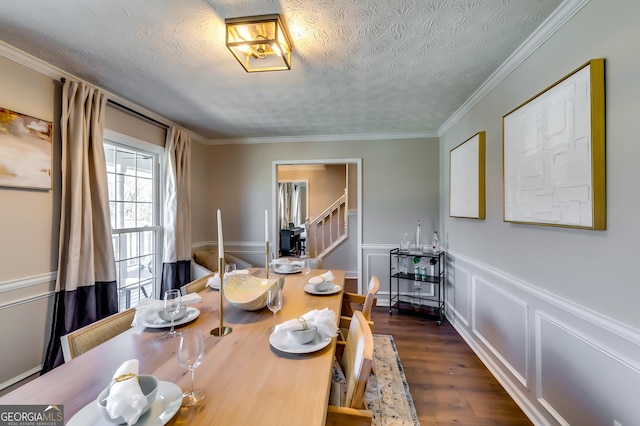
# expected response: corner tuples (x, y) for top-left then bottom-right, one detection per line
(131, 293), (202, 326)
(206, 270), (250, 289)
(308, 271), (335, 285)
(273, 308), (338, 338)
(106, 359), (148, 425)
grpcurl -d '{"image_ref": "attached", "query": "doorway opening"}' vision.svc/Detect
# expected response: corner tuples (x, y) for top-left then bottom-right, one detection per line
(271, 158), (363, 292)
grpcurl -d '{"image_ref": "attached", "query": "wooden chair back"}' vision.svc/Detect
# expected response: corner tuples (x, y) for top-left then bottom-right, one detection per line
(360, 275), (380, 321)
(326, 310), (374, 425)
(341, 310), (374, 409)
(62, 308), (135, 361)
(341, 275), (380, 322)
(181, 274), (214, 295)
(306, 258), (323, 269)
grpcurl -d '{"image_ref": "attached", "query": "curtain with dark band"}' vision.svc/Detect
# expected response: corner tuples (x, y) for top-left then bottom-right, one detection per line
(160, 127), (191, 295)
(42, 79), (118, 373)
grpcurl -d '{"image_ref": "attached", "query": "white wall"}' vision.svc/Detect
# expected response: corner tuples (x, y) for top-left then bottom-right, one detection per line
(440, 0), (640, 423)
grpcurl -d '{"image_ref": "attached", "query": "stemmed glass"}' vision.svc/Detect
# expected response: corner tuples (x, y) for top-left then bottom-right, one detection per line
(164, 289), (182, 338)
(178, 328), (205, 406)
(268, 250), (276, 271)
(302, 259), (311, 285)
(266, 285), (283, 332)
(224, 263), (236, 283)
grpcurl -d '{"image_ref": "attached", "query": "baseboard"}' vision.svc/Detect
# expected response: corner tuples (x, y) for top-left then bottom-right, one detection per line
(447, 314), (546, 425)
(0, 366), (41, 395)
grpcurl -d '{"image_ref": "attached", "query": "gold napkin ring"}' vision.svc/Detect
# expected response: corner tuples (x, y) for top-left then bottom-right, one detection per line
(102, 373), (138, 402)
(114, 373), (138, 383)
(297, 317), (308, 331)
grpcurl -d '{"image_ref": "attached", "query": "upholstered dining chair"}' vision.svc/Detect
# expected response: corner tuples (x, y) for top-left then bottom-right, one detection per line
(326, 310), (374, 426)
(339, 275), (379, 340)
(305, 257), (323, 269)
(181, 274), (214, 295)
(60, 308), (136, 362)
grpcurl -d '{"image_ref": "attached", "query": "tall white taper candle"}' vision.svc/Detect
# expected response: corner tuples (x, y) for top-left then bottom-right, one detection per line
(217, 209), (224, 259)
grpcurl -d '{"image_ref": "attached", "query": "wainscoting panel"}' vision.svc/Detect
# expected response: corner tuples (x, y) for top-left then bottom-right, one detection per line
(446, 250), (640, 425)
(536, 313), (640, 426)
(448, 264), (470, 327)
(0, 274), (55, 391)
(362, 244), (395, 307)
(473, 277), (529, 388)
(367, 251), (390, 295)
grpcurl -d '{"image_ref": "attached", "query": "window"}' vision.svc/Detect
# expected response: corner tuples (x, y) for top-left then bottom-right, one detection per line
(104, 136), (162, 310)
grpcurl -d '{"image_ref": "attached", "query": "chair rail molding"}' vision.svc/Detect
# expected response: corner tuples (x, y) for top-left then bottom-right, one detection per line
(446, 249), (640, 345)
(0, 272), (56, 294)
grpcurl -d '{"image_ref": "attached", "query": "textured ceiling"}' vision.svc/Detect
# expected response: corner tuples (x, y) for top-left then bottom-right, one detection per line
(0, 0), (562, 143)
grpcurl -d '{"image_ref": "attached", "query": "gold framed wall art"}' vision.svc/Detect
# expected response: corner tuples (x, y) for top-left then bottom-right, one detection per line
(502, 59), (605, 229)
(449, 131), (485, 219)
(0, 107), (52, 190)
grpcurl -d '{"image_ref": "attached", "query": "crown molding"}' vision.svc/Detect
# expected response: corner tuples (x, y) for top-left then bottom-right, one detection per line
(437, 0), (591, 136)
(0, 40), (436, 146)
(1, 0), (587, 147)
(0, 40), (207, 144)
(0, 40), (63, 80)
(204, 131), (438, 145)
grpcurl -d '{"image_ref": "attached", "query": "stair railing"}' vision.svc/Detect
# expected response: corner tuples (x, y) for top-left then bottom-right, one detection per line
(305, 189), (348, 259)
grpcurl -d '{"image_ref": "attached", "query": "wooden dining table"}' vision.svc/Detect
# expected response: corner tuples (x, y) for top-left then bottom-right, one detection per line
(0, 268), (345, 425)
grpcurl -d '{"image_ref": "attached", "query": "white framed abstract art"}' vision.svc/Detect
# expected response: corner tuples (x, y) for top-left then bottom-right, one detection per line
(502, 59), (606, 230)
(450, 131), (485, 219)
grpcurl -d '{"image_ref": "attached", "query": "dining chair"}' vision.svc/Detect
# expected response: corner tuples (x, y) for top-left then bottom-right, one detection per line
(181, 274), (214, 295)
(339, 275), (379, 339)
(305, 257), (322, 269)
(326, 310), (374, 426)
(60, 308), (136, 362)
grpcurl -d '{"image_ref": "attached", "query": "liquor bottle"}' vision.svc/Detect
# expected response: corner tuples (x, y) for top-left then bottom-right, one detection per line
(415, 220), (422, 254)
(431, 231), (439, 253)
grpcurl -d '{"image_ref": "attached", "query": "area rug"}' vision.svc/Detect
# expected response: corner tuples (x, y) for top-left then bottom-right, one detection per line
(334, 334), (420, 425)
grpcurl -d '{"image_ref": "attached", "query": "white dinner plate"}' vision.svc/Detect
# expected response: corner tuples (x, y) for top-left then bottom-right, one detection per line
(273, 266), (302, 274)
(303, 283), (342, 296)
(67, 381), (183, 426)
(269, 330), (332, 354)
(143, 307), (200, 329)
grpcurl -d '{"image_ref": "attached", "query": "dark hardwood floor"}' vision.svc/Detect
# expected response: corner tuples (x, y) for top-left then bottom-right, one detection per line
(371, 307), (532, 425)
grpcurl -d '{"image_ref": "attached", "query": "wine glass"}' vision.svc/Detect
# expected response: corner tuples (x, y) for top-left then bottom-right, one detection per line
(266, 285), (283, 331)
(178, 328), (205, 406)
(302, 259), (311, 283)
(164, 289), (182, 338)
(269, 249), (277, 270)
(224, 263), (236, 283)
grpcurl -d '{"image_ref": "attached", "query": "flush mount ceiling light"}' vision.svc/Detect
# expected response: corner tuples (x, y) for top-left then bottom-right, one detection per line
(225, 14), (293, 72)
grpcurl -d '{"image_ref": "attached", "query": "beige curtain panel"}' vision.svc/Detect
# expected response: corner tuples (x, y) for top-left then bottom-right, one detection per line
(161, 126), (192, 294)
(43, 79), (118, 372)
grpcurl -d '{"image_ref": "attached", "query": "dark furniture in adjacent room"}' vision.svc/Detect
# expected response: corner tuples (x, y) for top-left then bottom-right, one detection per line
(280, 226), (304, 256)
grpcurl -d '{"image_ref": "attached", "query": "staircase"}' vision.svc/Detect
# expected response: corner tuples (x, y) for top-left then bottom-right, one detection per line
(305, 190), (348, 259)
